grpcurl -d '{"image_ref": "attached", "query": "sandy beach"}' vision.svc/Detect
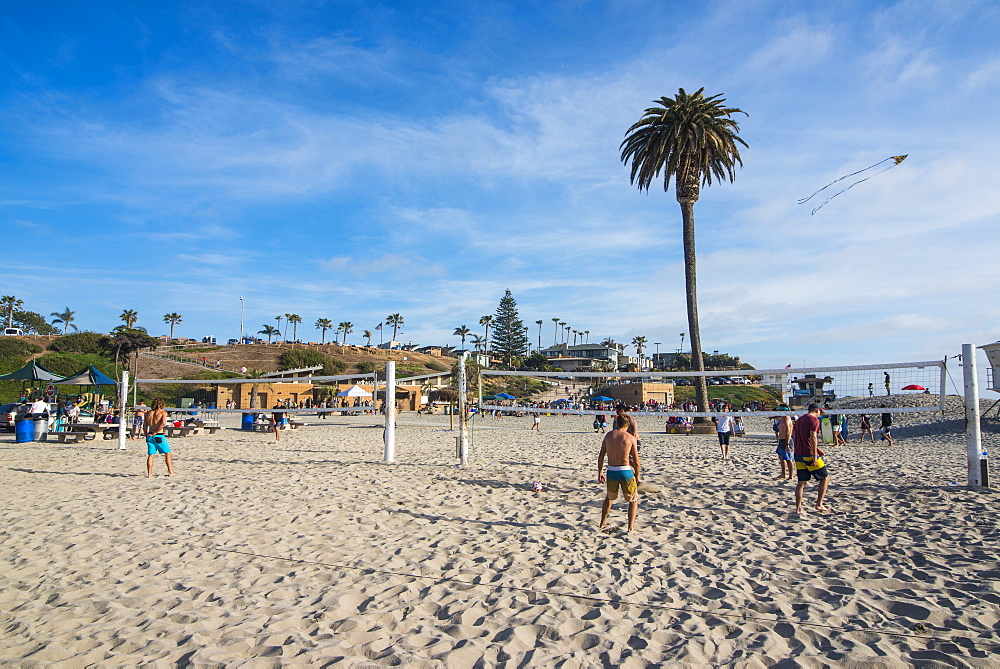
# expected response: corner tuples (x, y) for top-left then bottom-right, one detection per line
(1, 406), (998, 666)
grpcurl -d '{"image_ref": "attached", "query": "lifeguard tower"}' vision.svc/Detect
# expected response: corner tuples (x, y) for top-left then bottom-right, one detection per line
(980, 341), (1000, 419)
(789, 374), (836, 408)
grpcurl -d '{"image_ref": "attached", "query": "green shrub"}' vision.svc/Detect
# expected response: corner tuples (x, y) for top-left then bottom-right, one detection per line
(0, 338), (42, 361)
(48, 331), (105, 354)
(426, 362), (448, 372)
(357, 361), (377, 374)
(278, 348), (346, 375)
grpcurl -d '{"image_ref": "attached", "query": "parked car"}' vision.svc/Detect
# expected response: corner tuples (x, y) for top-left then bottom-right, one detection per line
(673, 378), (692, 386)
(0, 403), (21, 431)
(2, 327), (24, 336)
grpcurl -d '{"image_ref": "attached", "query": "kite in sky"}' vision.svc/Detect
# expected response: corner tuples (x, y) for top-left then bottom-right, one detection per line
(799, 155), (908, 214)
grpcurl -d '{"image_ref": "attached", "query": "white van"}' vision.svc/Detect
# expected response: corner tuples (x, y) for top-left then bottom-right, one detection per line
(2, 328), (24, 336)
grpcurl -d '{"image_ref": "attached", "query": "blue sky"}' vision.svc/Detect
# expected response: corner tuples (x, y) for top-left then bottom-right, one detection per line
(2, 0), (999, 388)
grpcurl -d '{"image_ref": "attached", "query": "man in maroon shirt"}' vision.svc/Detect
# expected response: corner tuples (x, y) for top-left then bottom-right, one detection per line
(792, 403), (830, 514)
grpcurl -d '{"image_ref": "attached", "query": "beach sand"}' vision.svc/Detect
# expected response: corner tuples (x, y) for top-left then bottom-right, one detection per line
(1, 408), (998, 666)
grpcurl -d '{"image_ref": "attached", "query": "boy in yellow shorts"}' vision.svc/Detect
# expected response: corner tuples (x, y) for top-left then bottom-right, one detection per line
(597, 415), (641, 532)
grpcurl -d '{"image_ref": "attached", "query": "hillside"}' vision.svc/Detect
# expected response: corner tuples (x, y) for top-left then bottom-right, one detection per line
(138, 342), (453, 379)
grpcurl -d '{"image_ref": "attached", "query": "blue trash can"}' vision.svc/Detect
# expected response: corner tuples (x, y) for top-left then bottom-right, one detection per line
(241, 413), (254, 431)
(15, 419), (34, 443)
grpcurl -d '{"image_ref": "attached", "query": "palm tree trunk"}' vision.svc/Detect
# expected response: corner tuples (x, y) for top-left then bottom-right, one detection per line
(679, 198), (709, 416)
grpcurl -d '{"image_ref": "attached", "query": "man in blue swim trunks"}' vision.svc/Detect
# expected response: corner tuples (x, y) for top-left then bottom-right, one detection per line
(597, 415), (641, 532)
(775, 414), (794, 481)
(143, 398), (175, 478)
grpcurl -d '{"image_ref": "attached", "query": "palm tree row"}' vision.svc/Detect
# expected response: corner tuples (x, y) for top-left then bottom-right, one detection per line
(547, 317), (590, 347)
(253, 313), (403, 347)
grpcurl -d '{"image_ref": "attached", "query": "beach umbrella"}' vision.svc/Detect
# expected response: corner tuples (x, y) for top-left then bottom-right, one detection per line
(901, 384), (926, 391)
(337, 384), (372, 398)
(552, 398), (571, 404)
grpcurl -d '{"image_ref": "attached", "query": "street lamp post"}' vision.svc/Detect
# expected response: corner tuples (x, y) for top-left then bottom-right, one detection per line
(239, 297), (244, 343)
(654, 342), (661, 369)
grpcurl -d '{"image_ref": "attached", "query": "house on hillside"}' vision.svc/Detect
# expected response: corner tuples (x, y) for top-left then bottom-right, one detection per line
(538, 343), (621, 371)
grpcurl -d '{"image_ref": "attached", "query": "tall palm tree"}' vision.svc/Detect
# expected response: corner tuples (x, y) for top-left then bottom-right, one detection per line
(2, 295), (23, 328)
(535, 320), (543, 350)
(632, 336), (648, 369)
(51, 307), (79, 335)
(584, 330), (590, 344)
(315, 318), (333, 344)
(362, 329), (373, 346)
(621, 87), (747, 413)
(551, 318), (560, 345)
(339, 321), (354, 345)
(470, 334), (484, 352)
(162, 312), (182, 339)
(478, 316), (493, 354)
(386, 313), (404, 341)
(258, 325), (279, 343)
(564, 325), (571, 345)
(120, 309), (138, 328)
(453, 325), (471, 349)
(558, 321), (567, 344)
(274, 315), (283, 339)
(287, 314), (302, 342)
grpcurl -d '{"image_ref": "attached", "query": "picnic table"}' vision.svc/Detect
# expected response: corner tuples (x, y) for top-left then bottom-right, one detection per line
(57, 423), (110, 444)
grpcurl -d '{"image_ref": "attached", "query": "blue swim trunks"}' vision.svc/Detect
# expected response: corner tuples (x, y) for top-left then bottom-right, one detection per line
(776, 439), (792, 461)
(146, 434), (171, 455)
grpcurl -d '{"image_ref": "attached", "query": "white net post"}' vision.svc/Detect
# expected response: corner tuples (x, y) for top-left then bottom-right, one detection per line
(384, 361), (396, 464)
(963, 344), (985, 486)
(458, 354), (469, 466)
(118, 370), (129, 451)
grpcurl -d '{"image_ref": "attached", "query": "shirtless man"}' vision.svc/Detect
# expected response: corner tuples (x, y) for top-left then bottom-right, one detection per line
(143, 398), (175, 478)
(775, 414), (794, 480)
(597, 415), (641, 533)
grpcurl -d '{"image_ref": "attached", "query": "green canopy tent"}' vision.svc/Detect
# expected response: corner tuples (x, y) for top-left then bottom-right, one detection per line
(0, 360), (66, 382)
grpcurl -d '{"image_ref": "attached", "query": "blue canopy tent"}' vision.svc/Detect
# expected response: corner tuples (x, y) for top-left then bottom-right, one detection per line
(55, 365), (117, 387)
(495, 392), (515, 400)
(590, 395), (614, 402)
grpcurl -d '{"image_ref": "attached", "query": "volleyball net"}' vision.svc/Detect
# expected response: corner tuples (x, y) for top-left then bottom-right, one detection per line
(478, 360), (949, 421)
(133, 372), (383, 415)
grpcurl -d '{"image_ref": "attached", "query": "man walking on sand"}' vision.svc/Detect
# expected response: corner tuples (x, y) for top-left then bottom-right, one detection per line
(793, 403), (829, 513)
(272, 400), (286, 442)
(143, 398), (175, 478)
(715, 414), (734, 461)
(775, 414), (794, 481)
(597, 415), (641, 533)
(531, 412), (541, 432)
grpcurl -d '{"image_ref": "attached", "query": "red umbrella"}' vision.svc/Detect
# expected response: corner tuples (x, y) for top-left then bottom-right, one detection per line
(902, 384), (926, 391)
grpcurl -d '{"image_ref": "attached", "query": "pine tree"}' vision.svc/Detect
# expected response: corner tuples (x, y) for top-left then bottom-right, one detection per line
(490, 289), (529, 367)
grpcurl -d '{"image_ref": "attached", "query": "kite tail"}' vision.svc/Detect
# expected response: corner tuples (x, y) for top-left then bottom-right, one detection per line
(809, 160), (903, 214)
(797, 156), (899, 205)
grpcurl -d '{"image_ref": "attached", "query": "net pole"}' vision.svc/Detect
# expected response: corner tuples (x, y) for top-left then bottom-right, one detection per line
(458, 354), (469, 466)
(963, 344), (984, 486)
(939, 357), (947, 412)
(384, 361), (396, 464)
(118, 370), (128, 451)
